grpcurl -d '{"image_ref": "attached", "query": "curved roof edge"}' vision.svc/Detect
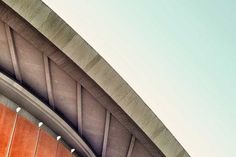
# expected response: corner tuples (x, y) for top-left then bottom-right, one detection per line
(2, 0), (189, 156)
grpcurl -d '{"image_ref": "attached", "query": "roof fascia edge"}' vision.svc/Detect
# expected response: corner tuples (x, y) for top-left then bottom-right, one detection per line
(1, 0), (189, 156)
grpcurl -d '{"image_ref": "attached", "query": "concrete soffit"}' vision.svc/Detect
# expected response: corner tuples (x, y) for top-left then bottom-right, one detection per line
(1, 0), (189, 157)
(0, 72), (96, 157)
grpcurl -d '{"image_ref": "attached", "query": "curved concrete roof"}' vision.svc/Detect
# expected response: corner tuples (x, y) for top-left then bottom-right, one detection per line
(1, 0), (189, 156)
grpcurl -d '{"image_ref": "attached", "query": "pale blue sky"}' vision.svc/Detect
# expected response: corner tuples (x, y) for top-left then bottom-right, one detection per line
(43, 0), (236, 156)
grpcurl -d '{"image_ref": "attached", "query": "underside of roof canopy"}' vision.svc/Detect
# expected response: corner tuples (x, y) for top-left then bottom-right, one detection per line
(0, 0), (189, 157)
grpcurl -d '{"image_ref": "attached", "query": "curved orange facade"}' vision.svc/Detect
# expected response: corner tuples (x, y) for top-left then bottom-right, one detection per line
(0, 104), (73, 157)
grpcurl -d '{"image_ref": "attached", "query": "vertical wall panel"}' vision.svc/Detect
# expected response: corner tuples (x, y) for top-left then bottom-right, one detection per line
(0, 104), (76, 157)
(9, 116), (38, 157)
(35, 130), (57, 157)
(0, 105), (16, 157)
(13, 31), (48, 101)
(106, 116), (132, 157)
(50, 60), (77, 128)
(56, 143), (72, 157)
(0, 21), (14, 75)
(82, 89), (106, 156)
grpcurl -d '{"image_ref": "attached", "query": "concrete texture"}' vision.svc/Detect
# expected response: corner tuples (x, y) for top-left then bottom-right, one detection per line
(0, 13), (159, 156)
(0, 0), (189, 156)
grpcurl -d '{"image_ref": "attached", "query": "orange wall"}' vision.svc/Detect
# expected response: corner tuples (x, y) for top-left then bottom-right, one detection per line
(0, 104), (74, 157)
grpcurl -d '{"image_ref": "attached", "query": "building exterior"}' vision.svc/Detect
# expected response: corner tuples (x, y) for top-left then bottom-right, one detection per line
(0, 0), (189, 157)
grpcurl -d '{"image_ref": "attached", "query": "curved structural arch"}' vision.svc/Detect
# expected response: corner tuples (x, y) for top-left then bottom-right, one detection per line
(0, 72), (96, 157)
(0, 0), (189, 157)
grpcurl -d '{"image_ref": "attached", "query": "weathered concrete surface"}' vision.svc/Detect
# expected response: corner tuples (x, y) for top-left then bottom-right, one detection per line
(0, 0), (189, 156)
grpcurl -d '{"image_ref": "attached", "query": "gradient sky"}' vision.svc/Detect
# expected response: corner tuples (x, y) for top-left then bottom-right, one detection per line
(43, 0), (236, 156)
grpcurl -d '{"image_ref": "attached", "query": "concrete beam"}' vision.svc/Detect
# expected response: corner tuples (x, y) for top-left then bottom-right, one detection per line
(77, 83), (82, 136)
(102, 111), (111, 157)
(4, 24), (22, 82)
(126, 136), (135, 157)
(43, 55), (55, 109)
